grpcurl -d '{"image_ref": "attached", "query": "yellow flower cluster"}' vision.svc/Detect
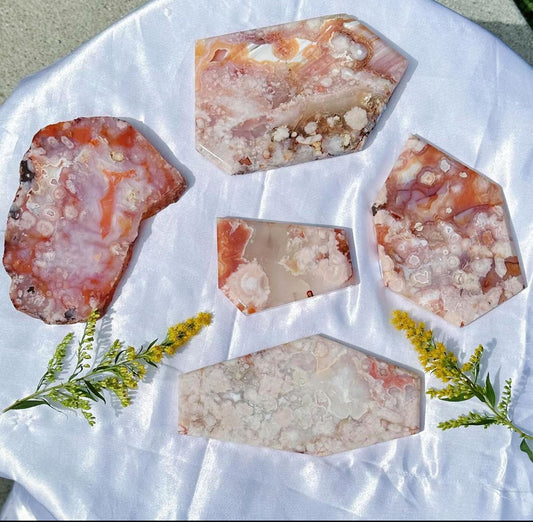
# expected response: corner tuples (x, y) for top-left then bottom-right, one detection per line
(146, 344), (164, 363)
(461, 344), (484, 373)
(163, 312), (213, 356)
(391, 310), (533, 461)
(391, 310), (459, 383)
(103, 376), (132, 407)
(427, 382), (472, 400)
(42, 332), (73, 384)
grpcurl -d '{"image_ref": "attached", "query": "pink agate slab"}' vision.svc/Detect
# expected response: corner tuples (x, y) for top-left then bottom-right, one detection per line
(3, 117), (186, 324)
(373, 135), (525, 327)
(178, 335), (422, 456)
(195, 14), (408, 174)
(217, 217), (356, 314)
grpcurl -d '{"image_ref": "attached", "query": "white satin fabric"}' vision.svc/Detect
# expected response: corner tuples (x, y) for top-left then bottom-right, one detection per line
(0, 0), (532, 519)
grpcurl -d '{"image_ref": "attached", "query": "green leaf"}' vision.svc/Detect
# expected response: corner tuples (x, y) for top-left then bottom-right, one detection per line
(464, 417), (498, 427)
(440, 392), (474, 402)
(36, 373), (51, 392)
(93, 365), (112, 372)
(84, 380), (106, 403)
(8, 399), (49, 410)
(520, 439), (533, 463)
(76, 389), (95, 401)
(69, 366), (84, 380)
(143, 339), (158, 352)
(114, 350), (126, 364)
(472, 359), (481, 384)
(485, 373), (496, 407)
(472, 389), (486, 403)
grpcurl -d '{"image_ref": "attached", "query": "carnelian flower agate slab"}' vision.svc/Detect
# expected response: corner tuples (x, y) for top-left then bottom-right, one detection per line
(373, 135), (525, 327)
(217, 217), (356, 314)
(3, 117), (186, 324)
(195, 14), (408, 174)
(179, 335), (421, 456)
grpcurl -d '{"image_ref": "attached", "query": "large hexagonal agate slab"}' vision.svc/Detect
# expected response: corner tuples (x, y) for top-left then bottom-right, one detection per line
(178, 335), (421, 456)
(372, 135), (525, 326)
(217, 217), (356, 314)
(195, 14), (408, 174)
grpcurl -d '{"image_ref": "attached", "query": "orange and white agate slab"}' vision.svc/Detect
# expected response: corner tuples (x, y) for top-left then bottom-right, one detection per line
(217, 217), (356, 314)
(3, 117), (186, 324)
(372, 135), (525, 327)
(195, 14), (408, 174)
(178, 335), (421, 456)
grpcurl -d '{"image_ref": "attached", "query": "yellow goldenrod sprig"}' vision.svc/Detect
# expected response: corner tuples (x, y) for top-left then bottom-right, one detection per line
(392, 310), (533, 463)
(2, 311), (212, 426)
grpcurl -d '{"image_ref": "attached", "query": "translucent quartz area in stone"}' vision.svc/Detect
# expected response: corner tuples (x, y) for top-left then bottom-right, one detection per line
(178, 335), (421, 456)
(195, 14), (408, 174)
(373, 135), (525, 327)
(217, 217), (356, 314)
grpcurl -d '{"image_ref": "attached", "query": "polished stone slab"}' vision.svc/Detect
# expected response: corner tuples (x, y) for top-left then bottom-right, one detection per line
(178, 335), (421, 456)
(217, 217), (356, 314)
(195, 14), (408, 174)
(372, 135), (525, 326)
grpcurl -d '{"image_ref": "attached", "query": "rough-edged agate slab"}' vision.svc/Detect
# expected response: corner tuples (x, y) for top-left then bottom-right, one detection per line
(195, 14), (408, 174)
(3, 117), (186, 324)
(217, 217), (356, 314)
(372, 135), (525, 327)
(178, 335), (421, 456)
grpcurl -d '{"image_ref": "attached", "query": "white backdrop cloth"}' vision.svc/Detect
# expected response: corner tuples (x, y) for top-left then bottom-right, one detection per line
(1, 0), (532, 519)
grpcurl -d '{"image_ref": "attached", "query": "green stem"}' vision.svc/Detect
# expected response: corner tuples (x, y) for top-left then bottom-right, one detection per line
(483, 397), (533, 441)
(457, 368), (533, 442)
(1, 382), (63, 413)
(1, 361), (132, 414)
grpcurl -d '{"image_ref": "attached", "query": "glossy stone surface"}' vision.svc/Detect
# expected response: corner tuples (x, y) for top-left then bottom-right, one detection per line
(195, 14), (408, 174)
(217, 217), (356, 314)
(3, 117), (186, 324)
(178, 335), (421, 456)
(373, 135), (525, 327)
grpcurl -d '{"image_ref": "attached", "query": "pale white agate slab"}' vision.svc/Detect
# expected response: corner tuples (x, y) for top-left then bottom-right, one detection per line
(178, 335), (422, 456)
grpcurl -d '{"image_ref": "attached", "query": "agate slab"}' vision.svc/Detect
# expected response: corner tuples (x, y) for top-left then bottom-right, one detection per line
(217, 217), (356, 314)
(195, 14), (408, 174)
(3, 117), (187, 324)
(372, 135), (525, 327)
(178, 335), (421, 456)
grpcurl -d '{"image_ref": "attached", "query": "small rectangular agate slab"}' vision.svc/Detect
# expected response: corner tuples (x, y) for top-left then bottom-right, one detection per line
(372, 135), (525, 326)
(195, 14), (408, 174)
(217, 217), (356, 314)
(178, 335), (422, 456)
